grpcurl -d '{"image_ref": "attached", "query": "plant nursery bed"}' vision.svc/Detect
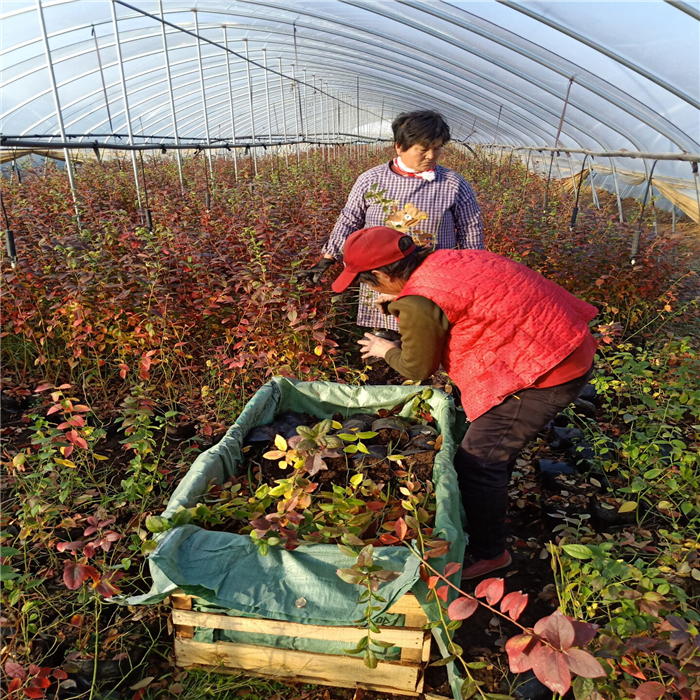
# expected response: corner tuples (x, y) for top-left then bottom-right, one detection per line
(133, 378), (466, 699)
(167, 589), (431, 696)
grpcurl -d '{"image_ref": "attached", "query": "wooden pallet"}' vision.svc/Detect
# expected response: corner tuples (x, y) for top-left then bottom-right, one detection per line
(169, 590), (431, 696)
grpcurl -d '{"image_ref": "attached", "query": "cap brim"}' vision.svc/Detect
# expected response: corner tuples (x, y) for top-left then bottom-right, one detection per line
(331, 267), (359, 293)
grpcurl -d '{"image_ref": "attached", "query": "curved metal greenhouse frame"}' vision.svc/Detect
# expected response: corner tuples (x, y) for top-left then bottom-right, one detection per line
(1, 0), (699, 216)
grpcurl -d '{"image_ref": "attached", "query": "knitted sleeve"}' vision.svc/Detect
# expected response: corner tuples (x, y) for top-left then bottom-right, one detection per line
(384, 296), (449, 380)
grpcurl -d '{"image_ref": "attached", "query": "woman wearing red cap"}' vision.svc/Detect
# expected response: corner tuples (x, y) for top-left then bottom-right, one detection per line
(330, 226), (598, 580)
(300, 110), (483, 333)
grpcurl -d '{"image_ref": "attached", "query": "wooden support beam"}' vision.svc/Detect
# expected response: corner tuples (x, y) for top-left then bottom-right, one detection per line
(174, 638), (422, 695)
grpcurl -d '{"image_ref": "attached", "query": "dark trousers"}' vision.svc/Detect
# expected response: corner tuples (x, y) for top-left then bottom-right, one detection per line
(455, 365), (594, 560)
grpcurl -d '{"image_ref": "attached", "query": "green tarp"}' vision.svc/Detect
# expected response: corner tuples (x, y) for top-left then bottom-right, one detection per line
(128, 377), (467, 697)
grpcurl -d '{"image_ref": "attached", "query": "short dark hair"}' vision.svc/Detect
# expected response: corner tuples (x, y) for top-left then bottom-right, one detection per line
(356, 237), (431, 287)
(392, 111), (450, 150)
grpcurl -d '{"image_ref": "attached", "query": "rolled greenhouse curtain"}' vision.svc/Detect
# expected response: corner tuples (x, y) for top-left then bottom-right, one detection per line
(559, 165), (699, 223)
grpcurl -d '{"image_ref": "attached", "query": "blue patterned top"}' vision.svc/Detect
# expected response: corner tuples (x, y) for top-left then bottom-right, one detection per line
(323, 161), (484, 328)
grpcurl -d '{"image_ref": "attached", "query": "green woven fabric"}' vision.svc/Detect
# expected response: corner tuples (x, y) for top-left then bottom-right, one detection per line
(128, 378), (467, 697)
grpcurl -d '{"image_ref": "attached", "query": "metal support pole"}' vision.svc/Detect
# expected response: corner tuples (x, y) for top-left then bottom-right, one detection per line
(37, 0), (81, 220)
(566, 152), (578, 194)
(110, 0), (142, 210)
(159, 0), (184, 191)
(278, 58), (289, 167)
(193, 11), (213, 176)
(589, 161), (600, 209)
(303, 69), (309, 160)
(312, 75), (318, 158)
(223, 26), (239, 181)
(91, 25), (114, 137)
(291, 63), (300, 164)
(263, 48), (273, 171)
(693, 163), (700, 226)
(243, 39), (258, 176)
(608, 157), (624, 222)
(356, 80), (361, 153)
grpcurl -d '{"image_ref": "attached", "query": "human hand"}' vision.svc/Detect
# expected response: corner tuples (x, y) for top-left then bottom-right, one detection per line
(298, 256), (335, 284)
(358, 332), (400, 361)
(374, 293), (398, 315)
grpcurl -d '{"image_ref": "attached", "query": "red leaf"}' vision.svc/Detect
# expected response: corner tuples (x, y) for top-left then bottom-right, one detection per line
(23, 690), (46, 699)
(52, 670), (68, 680)
(8, 678), (22, 692)
(620, 656), (647, 680)
(447, 596), (479, 620)
(474, 577), (505, 605)
(74, 437), (88, 450)
(571, 619), (599, 647)
(36, 669), (51, 679)
(28, 666), (40, 676)
(95, 571), (125, 598)
(427, 575), (439, 590)
(543, 610), (576, 650)
(500, 591), (528, 621)
(30, 678), (50, 689)
(531, 644), (571, 695)
(34, 383), (54, 393)
(634, 682), (667, 700)
(56, 541), (83, 552)
(394, 518), (408, 541)
(563, 648), (606, 679)
(46, 405), (61, 416)
(436, 585), (449, 602)
(505, 634), (539, 673)
(5, 662), (26, 679)
(63, 560), (86, 590)
(378, 533), (399, 545)
(443, 562), (461, 578)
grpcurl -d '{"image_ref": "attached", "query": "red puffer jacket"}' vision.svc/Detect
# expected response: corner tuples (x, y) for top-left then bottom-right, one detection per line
(397, 250), (598, 421)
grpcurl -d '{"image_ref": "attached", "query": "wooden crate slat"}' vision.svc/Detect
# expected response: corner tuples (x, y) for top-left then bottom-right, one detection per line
(386, 593), (429, 625)
(171, 609), (425, 649)
(174, 638), (422, 695)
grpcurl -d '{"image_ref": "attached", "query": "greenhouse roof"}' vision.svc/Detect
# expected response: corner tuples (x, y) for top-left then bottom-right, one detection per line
(1, 0), (699, 185)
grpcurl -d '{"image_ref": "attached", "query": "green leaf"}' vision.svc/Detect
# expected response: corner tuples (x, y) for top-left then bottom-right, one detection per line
(344, 635), (369, 654)
(338, 433), (359, 442)
(371, 640), (395, 649)
(145, 515), (172, 534)
(356, 431), (378, 440)
(466, 661), (490, 669)
(337, 544), (358, 558)
(562, 544), (594, 560)
(363, 649), (378, 669)
(0, 564), (19, 581)
(618, 501), (638, 513)
(350, 474), (363, 487)
(171, 506), (193, 526)
(485, 695), (515, 700)
(643, 468), (662, 480)
(0, 547), (20, 558)
(430, 654), (457, 667)
(461, 679), (479, 699)
(343, 444), (358, 454)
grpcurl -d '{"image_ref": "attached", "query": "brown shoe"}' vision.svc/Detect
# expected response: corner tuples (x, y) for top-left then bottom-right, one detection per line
(461, 550), (513, 580)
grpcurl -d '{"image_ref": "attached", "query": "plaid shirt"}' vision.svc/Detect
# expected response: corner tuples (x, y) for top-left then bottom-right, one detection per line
(324, 161), (484, 328)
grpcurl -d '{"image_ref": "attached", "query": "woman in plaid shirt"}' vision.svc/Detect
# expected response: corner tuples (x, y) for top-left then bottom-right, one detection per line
(301, 110), (484, 330)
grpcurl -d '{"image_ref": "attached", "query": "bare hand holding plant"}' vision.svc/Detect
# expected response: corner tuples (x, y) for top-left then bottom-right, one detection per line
(358, 333), (399, 360)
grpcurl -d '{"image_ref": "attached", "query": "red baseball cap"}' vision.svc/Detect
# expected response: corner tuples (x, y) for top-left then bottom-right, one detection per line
(331, 226), (416, 293)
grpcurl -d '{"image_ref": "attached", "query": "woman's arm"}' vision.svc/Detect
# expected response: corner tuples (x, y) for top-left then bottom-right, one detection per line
(384, 296), (449, 380)
(322, 174), (369, 259)
(454, 178), (484, 250)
